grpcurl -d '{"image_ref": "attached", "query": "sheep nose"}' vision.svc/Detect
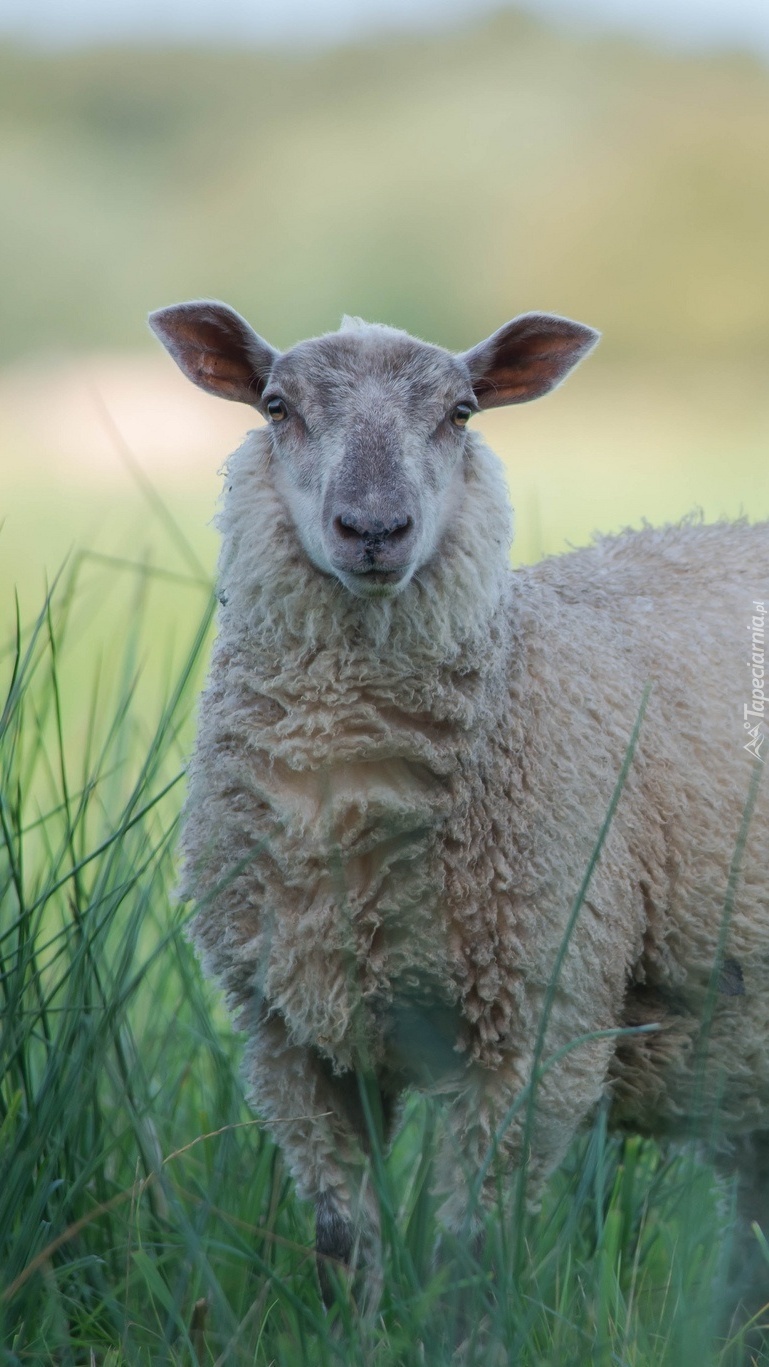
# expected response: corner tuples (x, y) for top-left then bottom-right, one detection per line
(327, 503), (419, 583)
(334, 512), (413, 547)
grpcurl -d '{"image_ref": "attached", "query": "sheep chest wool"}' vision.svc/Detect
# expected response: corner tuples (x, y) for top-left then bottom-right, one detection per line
(150, 299), (769, 1302)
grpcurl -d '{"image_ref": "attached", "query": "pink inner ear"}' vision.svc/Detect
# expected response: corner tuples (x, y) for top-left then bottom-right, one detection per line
(172, 337), (260, 401)
(472, 350), (569, 405)
(464, 314), (599, 408)
(200, 350), (256, 385)
(149, 300), (278, 404)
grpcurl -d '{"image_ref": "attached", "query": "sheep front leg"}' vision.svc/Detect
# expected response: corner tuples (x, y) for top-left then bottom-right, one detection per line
(435, 1036), (617, 1239)
(242, 1011), (382, 1306)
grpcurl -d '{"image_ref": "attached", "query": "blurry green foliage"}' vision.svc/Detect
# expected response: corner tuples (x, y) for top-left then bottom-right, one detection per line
(1, 12), (769, 362)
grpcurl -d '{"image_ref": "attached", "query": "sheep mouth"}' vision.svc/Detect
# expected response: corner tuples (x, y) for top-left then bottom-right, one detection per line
(335, 565), (412, 599)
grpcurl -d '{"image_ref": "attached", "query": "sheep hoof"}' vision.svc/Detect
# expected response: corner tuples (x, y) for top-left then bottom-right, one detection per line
(315, 1194), (354, 1308)
(315, 1194), (383, 1314)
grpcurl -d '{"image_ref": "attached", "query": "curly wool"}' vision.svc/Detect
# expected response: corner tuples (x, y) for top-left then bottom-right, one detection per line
(180, 422), (769, 1215)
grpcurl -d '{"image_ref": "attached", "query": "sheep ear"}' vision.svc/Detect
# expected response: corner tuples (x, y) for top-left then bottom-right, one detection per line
(459, 312), (600, 408)
(148, 300), (279, 405)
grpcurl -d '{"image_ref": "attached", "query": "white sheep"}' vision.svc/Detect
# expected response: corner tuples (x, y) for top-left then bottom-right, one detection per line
(150, 299), (769, 1306)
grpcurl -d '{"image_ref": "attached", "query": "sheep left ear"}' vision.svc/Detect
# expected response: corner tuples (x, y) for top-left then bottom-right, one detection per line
(459, 312), (600, 408)
(148, 299), (279, 405)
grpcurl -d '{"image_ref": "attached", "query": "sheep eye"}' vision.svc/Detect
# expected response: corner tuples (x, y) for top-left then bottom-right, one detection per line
(266, 397), (288, 422)
(450, 403), (473, 428)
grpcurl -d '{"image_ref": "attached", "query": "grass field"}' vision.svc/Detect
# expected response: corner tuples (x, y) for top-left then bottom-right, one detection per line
(3, 6), (769, 1359)
(1, 475), (768, 1365)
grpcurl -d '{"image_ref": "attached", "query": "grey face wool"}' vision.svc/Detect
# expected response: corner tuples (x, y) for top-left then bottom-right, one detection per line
(151, 300), (769, 1313)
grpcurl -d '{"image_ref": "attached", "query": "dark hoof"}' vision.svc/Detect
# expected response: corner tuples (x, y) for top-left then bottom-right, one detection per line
(315, 1193), (354, 1307)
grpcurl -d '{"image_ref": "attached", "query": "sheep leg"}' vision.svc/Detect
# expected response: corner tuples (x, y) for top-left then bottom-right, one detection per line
(435, 1038), (617, 1237)
(242, 1011), (386, 1305)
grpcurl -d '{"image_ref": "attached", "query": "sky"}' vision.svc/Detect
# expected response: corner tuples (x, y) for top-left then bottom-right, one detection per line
(2, 0), (769, 56)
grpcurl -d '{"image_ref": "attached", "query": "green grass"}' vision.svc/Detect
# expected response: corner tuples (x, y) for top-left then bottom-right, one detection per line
(0, 554), (767, 1366)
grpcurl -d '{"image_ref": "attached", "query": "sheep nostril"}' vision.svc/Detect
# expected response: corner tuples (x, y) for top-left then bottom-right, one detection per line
(335, 515), (361, 542)
(334, 513), (413, 544)
(387, 516), (413, 542)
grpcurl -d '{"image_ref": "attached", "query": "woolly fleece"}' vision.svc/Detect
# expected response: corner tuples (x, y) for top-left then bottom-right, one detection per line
(180, 415), (769, 1243)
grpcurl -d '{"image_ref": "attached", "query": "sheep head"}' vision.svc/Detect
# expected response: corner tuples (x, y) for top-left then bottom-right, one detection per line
(149, 301), (599, 599)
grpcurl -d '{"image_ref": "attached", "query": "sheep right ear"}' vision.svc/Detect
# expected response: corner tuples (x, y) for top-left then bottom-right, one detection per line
(459, 312), (600, 407)
(148, 300), (279, 405)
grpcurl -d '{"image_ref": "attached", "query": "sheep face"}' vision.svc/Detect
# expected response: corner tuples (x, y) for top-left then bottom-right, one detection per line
(149, 301), (599, 597)
(259, 325), (476, 598)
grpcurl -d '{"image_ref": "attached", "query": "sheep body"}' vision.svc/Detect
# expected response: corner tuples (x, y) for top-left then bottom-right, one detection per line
(182, 422), (768, 1234)
(150, 302), (768, 1291)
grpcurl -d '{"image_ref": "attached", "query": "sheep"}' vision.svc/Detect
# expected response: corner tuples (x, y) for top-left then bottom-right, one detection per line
(150, 299), (769, 1309)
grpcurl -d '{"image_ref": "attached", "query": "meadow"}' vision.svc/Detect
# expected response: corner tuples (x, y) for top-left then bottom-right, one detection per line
(2, 9), (769, 1361)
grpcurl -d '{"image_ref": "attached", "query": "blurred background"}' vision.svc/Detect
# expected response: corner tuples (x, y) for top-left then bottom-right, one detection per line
(1, 0), (768, 620)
